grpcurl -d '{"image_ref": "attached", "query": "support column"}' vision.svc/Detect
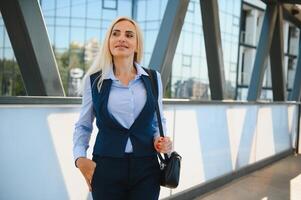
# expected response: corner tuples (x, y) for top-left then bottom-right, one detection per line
(200, 0), (225, 100)
(149, 0), (189, 93)
(247, 3), (278, 101)
(270, 5), (286, 101)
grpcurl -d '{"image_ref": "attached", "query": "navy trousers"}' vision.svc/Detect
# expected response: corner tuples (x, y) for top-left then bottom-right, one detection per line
(91, 154), (161, 200)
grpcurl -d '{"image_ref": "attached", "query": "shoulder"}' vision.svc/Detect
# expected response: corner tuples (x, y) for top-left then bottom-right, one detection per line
(90, 71), (101, 80)
(89, 71), (102, 86)
(141, 67), (160, 78)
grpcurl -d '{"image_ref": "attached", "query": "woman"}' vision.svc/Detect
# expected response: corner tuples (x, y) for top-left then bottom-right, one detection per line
(73, 16), (172, 200)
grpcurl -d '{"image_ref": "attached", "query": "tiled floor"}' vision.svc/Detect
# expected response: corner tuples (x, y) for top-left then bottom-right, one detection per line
(195, 155), (301, 200)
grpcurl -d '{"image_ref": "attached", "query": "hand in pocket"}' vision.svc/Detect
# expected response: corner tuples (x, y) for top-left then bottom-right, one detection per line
(76, 157), (97, 191)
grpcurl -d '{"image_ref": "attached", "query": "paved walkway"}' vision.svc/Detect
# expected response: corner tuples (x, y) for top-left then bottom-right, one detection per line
(195, 155), (301, 200)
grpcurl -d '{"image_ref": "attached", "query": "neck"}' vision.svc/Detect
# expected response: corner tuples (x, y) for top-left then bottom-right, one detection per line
(113, 57), (136, 76)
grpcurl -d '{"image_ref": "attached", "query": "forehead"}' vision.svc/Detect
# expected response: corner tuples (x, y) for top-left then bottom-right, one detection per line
(112, 20), (136, 32)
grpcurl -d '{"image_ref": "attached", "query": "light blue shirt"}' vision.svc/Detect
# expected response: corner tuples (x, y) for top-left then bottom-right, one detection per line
(73, 63), (166, 161)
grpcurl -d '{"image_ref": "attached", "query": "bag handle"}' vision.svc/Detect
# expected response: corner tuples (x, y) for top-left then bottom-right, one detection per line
(145, 68), (169, 163)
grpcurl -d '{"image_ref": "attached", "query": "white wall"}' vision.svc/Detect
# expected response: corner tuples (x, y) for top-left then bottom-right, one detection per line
(0, 103), (299, 199)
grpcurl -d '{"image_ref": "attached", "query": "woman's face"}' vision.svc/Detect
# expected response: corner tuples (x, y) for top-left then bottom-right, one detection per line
(109, 20), (137, 60)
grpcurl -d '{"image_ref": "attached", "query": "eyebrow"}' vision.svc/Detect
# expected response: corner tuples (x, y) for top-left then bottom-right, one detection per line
(112, 29), (135, 34)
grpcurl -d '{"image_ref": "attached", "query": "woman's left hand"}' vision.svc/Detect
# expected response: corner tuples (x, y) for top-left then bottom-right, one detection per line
(154, 136), (172, 153)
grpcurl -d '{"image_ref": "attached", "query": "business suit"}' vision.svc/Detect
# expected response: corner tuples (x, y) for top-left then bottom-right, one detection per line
(88, 67), (162, 199)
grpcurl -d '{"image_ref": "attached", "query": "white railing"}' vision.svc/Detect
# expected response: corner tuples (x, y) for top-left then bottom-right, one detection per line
(0, 102), (299, 199)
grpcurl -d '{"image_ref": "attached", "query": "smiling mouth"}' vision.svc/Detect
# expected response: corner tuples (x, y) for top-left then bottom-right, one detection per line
(115, 45), (128, 48)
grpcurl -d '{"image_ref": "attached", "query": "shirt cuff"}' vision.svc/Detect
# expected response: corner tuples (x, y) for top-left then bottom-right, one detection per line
(73, 146), (87, 168)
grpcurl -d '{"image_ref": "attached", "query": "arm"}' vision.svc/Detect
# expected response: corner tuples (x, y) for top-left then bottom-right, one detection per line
(152, 71), (167, 139)
(73, 77), (95, 166)
(73, 76), (96, 191)
(152, 71), (172, 154)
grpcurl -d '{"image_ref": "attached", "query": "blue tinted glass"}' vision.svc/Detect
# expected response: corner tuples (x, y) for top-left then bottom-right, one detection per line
(56, 0), (70, 17)
(55, 27), (70, 48)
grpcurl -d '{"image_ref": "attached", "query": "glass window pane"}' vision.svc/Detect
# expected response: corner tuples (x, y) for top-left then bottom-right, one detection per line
(56, 17), (69, 26)
(87, 19), (100, 28)
(44, 16), (55, 26)
(146, 21), (159, 31)
(182, 55), (192, 67)
(103, 0), (117, 10)
(71, 0), (86, 17)
(55, 27), (70, 48)
(70, 27), (85, 44)
(0, 41), (26, 96)
(146, 1), (159, 21)
(4, 31), (11, 48)
(87, 1), (102, 19)
(0, 27), (4, 48)
(41, 0), (55, 16)
(137, 1), (146, 21)
(86, 28), (100, 41)
(102, 9), (118, 20)
(188, 1), (195, 13)
(117, 0), (131, 16)
(145, 31), (157, 54)
(71, 18), (85, 27)
(4, 48), (14, 60)
(57, 0), (71, 17)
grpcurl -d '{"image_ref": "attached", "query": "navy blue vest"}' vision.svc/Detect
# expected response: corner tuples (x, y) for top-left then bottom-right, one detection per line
(90, 71), (157, 158)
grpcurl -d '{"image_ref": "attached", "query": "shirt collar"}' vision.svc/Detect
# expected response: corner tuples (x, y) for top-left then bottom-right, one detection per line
(103, 62), (149, 80)
(135, 62), (149, 77)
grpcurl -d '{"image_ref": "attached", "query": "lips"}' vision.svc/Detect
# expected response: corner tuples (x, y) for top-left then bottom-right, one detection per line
(115, 45), (128, 48)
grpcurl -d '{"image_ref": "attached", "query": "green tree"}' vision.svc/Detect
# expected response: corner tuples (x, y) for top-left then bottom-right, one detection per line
(0, 59), (26, 96)
(54, 43), (85, 95)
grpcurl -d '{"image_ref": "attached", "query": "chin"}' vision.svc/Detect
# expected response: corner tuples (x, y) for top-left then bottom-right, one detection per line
(112, 52), (134, 58)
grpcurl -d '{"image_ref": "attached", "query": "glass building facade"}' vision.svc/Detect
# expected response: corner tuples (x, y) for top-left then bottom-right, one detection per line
(0, 0), (299, 100)
(237, 1), (300, 100)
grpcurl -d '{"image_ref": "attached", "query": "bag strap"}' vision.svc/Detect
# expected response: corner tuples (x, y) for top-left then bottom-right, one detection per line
(142, 67), (169, 162)
(142, 67), (159, 99)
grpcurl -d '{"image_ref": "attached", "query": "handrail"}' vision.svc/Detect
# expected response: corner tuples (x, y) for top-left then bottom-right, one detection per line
(0, 96), (300, 105)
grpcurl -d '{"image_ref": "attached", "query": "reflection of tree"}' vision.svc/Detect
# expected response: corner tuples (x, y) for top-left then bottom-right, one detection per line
(0, 42), (91, 96)
(0, 59), (26, 96)
(55, 42), (85, 93)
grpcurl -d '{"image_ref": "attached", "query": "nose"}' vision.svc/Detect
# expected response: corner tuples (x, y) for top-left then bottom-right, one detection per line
(118, 35), (126, 42)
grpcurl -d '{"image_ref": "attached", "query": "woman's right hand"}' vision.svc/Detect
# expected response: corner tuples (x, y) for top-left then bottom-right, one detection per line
(76, 157), (96, 192)
(154, 136), (172, 154)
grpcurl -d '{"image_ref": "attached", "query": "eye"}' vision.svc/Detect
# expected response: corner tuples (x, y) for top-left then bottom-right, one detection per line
(112, 31), (120, 37)
(126, 33), (134, 38)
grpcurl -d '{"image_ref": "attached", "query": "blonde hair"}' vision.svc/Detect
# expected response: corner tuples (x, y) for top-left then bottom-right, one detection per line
(81, 16), (144, 93)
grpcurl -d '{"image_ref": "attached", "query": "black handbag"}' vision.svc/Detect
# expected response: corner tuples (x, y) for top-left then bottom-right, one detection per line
(146, 68), (182, 189)
(158, 151), (182, 188)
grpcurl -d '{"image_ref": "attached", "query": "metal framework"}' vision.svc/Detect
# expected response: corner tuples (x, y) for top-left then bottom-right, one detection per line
(247, 3), (278, 101)
(1, 0), (301, 101)
(200, 0), (225, 100)
(237, 1), (301, 101)
(0, 0), (65, 96)
(290, 35), (301, 101)
(149, 0), (189, 92)
(270, 5), (286, 101)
